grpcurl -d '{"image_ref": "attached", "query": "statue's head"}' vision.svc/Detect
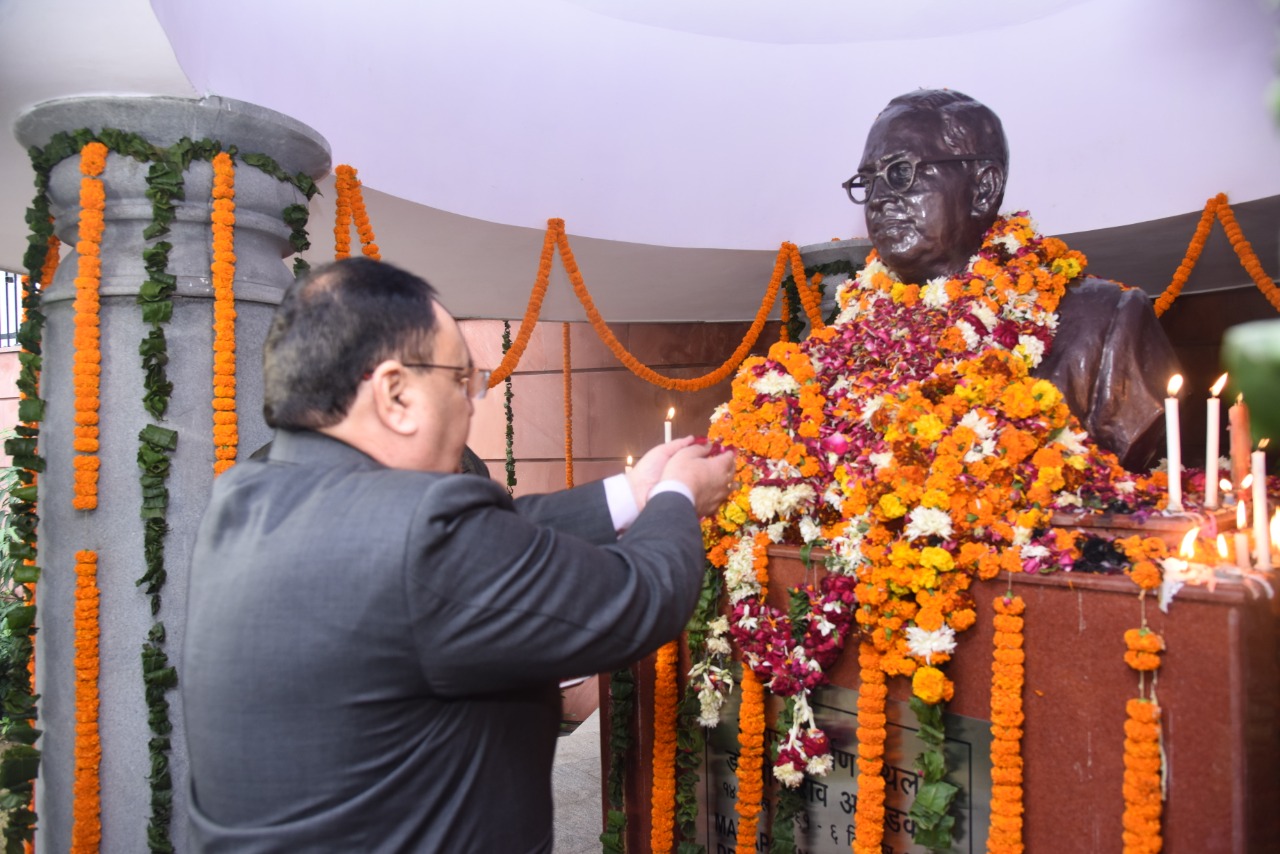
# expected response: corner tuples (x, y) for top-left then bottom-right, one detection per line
(846, 90), (1009, 284)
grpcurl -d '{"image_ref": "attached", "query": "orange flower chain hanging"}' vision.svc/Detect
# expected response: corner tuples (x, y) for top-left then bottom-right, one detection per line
(649, 640), (679, 853)
(734, 546), (769, 854)
(1153, 192), (1280, 315)
(71, 141), (107, 511)
(562, 321), (573, 489)
(853, 642), (888, 854)
(211, 152), (239, 475)
(70, 549), (102, 852)
(1119, 534), (1165, 854)
(334, 164), (381, 260)
(488, 219), (800, 392)
(988, 594), (1027, 854)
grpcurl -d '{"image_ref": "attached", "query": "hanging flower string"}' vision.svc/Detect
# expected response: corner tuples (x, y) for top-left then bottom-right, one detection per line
(988, 593), (1027, 854)
(1119, 536), (1165, 854)
(1153, 193), (1280, 315)
(70, 549), (101, 852)
(489, 219), (793, 392)
(562, 322), (573, 488)
(211, 152), (238, 475)
(333, 167), (353, 259)
(787, 242), (825, 332)
(735, 669), (766, 854)
(733, 544), (768, 854)
(853, 641), (887, 854)
(71, 141), (107, 511)
(334, 164), (381, 260)
(650, 640), (679, 853)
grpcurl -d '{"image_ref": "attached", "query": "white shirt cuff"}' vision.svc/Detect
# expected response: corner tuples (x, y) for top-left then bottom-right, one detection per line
(649, 479), (694, 506)
(603, 474), (639, 532)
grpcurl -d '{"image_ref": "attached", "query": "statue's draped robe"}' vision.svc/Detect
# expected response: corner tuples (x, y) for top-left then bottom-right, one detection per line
(1033, 277), (1181, 472)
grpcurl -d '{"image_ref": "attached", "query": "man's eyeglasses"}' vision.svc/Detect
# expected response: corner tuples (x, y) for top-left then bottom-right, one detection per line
(402, 363), (492, 400)
(841, 153), (995, 204)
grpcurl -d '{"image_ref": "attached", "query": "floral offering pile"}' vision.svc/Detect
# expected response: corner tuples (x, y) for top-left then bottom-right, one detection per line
(697, 214), (1168, 801)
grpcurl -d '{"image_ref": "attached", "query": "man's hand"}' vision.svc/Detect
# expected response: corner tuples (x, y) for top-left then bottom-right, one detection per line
(626, 437), (695, 512)
(659, 442), (736, 518)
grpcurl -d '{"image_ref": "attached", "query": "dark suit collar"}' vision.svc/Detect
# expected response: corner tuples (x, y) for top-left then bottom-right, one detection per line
(267, 429), (384, 470)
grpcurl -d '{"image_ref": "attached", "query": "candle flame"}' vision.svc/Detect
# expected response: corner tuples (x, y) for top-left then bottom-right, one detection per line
(665, 407), (675, 421)
(1260, 438), (1270, 450)
(1210, 373), (1228, 396)
(1238, 500), (1248, 528)
(625, 455), (633, 466)
(1167, 374), (1183, 396)
(1217, 533), (1228, 559)
(1178, 526), (1199, 558)
(1242, 474), (1254, 490)
(1237, 393), (1244, 404)
(1219, 477), (1233, 492)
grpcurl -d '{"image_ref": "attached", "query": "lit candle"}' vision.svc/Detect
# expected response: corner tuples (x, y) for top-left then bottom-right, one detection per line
(1178, 526), (1199, 561)
(1235, 499), (1252, 569)
(624, 454), (633, 474)
(664, 407), (675, 443)
(1220, 478), (1235, 506)
(1165, 374), (1183, 512)
(1252, 439), (1270, 569)
(1229, 395), (1251, 503)
(1217, 533), (1229, 567)
(1205, 373), (1228, 509)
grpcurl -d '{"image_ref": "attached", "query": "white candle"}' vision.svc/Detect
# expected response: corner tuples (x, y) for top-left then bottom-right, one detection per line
(664, 407), (675, 443)
(1252, 440), (1270, 569)
(1165, 374), (1183, 512)
(1205, 373), (1228, 509)
(624, 454), (633, 474)
(1236, 500), (1252, 569)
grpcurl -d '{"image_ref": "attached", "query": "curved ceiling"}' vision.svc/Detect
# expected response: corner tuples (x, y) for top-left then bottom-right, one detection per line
(150, 0), (1280, 249)
(1, 0), (1278, 321)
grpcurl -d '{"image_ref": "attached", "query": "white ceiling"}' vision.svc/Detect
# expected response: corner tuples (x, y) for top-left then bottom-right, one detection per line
(2, 0), (1278, 321)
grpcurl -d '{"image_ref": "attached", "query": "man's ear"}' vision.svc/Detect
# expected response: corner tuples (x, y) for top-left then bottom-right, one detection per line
(970, 163), (1006, 220)
(369, 362), (417, 436)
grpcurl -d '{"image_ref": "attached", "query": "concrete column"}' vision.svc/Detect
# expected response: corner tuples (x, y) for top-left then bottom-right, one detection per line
(14, 96), (329, 852)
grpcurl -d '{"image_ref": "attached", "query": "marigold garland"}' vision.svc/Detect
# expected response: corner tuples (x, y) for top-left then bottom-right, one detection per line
(1153, 193), (1280, 315)
(734, 668), (766, 854)
(853, 642), (887, 854)
(72, 142), (107, 511)
(211, 152), (238, 475)
(1119, 535), (1164, 853)
(1217, 199), (1280, 311)
(562, 322), (573, 488)
(71, 549), (102, 852)
(787, 242), (826, 333)
(988, 594), (1026, 854)
(1152, 195), (1219, 316)
(650, 640), (680, 853)
(489, 219), (789, 392)
(334, 164), (381, 260)
(1122, 699), (1164, 853)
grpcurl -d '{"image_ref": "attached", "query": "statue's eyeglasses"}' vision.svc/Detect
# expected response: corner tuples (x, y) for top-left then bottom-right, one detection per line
(401, 362), (492, 400)
(842, 153), (995, 204)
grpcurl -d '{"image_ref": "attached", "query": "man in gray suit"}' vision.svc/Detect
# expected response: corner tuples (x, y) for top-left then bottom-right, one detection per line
(182, 258), (733, 852)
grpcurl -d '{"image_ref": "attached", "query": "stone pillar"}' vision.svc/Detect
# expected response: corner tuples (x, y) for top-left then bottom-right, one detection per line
(14, 96), (330, 853)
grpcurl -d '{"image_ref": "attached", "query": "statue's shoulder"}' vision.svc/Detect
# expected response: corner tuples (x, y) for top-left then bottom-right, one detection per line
(1060, 275), (1152, 317)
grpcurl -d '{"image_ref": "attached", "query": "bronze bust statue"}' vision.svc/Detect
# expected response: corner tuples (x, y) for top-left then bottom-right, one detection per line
(849, 89), (1180, 471)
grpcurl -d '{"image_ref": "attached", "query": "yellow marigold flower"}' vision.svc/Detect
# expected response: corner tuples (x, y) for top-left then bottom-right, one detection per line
(911, 665), (951, 704)
(878, 493), (908, 519)
(920, 489), (950, 510)
(911, 413), (946, 444)
(919, 546), (955, 573)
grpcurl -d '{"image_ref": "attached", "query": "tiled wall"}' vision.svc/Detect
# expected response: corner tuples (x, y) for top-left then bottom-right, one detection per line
(460, 319), (780, 496)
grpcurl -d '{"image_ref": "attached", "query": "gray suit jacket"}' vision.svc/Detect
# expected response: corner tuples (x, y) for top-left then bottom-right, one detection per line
(183, 430), (704, 852)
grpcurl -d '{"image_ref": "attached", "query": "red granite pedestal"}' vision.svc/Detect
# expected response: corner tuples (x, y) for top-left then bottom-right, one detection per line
(610, 548), (1279, 853)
